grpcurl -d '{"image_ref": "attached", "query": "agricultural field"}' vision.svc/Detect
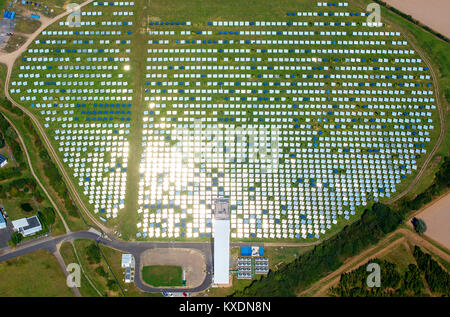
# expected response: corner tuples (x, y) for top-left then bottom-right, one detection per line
(6, 0), (442, 243)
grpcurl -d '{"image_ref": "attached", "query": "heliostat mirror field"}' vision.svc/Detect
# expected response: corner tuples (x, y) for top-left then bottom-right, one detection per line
(8, 0), (439, 241)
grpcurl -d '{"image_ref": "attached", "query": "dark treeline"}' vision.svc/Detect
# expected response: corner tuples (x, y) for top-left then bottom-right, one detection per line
(373, 0), (450, 43)
(331, 247), (450, 297)
(234, 156), (450, 296)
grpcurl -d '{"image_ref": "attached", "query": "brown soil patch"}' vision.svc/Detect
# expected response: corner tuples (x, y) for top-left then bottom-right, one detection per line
(383, 0), (450, 39)
(413, 192), (450, 250)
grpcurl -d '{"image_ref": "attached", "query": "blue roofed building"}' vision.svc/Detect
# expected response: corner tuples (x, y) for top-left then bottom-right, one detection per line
(0, 154), (7, 168)
(0, 213), (6, 229)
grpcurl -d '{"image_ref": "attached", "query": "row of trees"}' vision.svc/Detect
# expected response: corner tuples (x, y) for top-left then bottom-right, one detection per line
(413, 246), (450, 295)
(85, 243), (120, 293)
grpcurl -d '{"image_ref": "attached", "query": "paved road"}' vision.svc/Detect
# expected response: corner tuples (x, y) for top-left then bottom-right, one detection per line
(0, 231), (213, 293)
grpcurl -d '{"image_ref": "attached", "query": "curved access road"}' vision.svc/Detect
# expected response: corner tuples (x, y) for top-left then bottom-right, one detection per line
(0, 231), (213, 293)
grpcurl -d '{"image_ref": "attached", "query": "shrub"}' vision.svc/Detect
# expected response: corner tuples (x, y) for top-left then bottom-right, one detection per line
(20, 203), (33, 212)
(411, 217), (427, 235)
(10, 232), (23, 245)
(85, 243), (101, 264)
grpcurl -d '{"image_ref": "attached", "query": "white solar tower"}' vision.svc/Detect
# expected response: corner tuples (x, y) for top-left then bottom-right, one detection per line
(213, 197), (231, 285)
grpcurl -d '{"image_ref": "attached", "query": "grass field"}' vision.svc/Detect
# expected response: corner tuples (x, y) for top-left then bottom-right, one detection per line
(197, 275), (254, 297)
(72, 238), (123, 297)
(141, 265), (183, 287)
(380, 242), (416, 271)
(0, 249), (74, 296)
(59, 241), (103, 297)
(14, 18), (41, 34)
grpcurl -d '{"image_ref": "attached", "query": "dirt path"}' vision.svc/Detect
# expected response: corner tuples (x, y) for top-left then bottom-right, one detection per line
(0, 1), (91, 67)
(299, 232), (405, 297)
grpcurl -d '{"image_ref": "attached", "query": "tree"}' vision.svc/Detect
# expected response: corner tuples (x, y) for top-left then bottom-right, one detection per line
(42, 207), (56, 225)
(106, 279), (118, 291)
(95, 266), (109, 279)
(412, 217), (427, 235)
(5, 127), (17, 140)
(20, 203), (33, 212)
(10, 232), (23, 246)
(85, 243), (101, 264)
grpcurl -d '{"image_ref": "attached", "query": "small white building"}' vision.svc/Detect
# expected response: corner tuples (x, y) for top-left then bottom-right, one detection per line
(12, 216), (42, 237)
(121, 254), (135, 283)
(121, 253), (134, 268)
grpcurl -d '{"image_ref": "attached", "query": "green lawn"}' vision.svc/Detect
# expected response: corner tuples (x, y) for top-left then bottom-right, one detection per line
(72, 239), (121, 297)
(59, 241), (102, 297)
(262, 245), (315, 270)
(141, 265), (183, 287)
(0, 249), (74, 297)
